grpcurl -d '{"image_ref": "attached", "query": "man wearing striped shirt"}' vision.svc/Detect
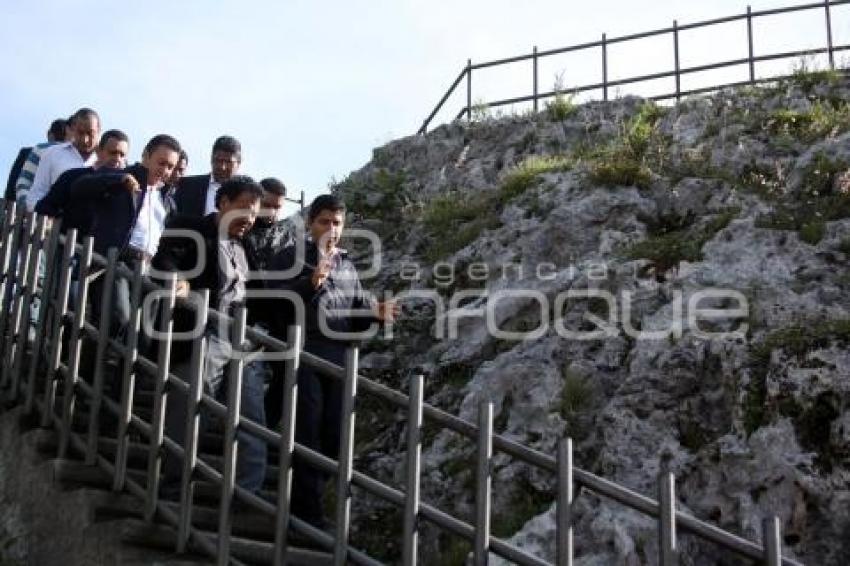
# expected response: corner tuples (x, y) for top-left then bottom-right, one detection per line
(25, 108), (101, 213)
(5, 118), (67, 205)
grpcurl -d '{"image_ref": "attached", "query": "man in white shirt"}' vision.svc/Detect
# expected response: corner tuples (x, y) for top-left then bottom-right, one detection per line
(71, 134), (181, 355)
(174, 135), (241, 217)
(25, 108), (101, 212)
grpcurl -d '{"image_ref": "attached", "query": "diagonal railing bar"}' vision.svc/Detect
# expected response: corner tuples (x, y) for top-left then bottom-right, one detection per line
(419, 0), (849, 133)
(0, 203), (806, 566)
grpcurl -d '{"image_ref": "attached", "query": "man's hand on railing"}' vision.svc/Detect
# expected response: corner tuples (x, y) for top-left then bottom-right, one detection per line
(175, 279), (190, 298)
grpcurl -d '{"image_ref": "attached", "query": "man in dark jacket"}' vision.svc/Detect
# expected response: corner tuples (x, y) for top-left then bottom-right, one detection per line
(4, 117), (67, 203)
(174, 135), (241, 217)
(34, 129), (130, 232)
(71, 134), (181, 343)
(245, 176), (294, 270)
(5, 149), (29, 203)
(267, 194), (398, 528)
(153, 175), (269, 494)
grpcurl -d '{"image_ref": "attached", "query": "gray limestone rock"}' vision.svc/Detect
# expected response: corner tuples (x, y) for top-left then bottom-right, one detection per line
(331, 75), (850, 565)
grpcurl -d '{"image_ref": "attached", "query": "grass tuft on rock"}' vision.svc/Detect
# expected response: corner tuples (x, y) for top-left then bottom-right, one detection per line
(499, 155), (573, 203)
(623, 208), (739, 272)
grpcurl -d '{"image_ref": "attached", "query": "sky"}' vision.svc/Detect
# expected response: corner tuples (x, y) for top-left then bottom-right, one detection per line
(0, 0), (846, 207)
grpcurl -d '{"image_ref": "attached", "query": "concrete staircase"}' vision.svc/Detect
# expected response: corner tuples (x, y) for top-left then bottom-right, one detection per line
(0, 370), (331, 566)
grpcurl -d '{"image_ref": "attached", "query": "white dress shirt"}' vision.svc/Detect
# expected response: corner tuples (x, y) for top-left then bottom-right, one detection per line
(204, 176), (221, 215)
(128, 185), (168, 257)
(26, 142), (96, 212)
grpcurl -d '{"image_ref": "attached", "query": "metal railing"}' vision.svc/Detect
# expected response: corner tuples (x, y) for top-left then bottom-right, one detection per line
(418, 0), (850, 134)
(286, 190), (306, 212)
(0, 199), (804, 565)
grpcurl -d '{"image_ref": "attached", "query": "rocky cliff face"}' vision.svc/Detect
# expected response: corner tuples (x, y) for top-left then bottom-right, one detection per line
(335, 70), (850, 564)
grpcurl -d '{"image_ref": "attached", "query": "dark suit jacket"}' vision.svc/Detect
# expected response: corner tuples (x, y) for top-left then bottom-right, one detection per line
(174, 174), (212, 217)
(152, 213), (268, 362)
(5, 147), (30, 201)
(70, 163), (175, 256)
(35, 165), (101, 234)
(36, 165), (94, 218)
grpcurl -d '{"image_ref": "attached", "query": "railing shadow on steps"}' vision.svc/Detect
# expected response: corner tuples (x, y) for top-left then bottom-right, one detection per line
(0, 199), (802, 565)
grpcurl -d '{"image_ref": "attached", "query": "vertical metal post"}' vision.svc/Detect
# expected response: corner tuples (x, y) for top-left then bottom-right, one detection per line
(402, 374), (424, 566)
(40, 229), (76, 428)
(0, 204), (19, 370)
(145, 275), (177, 522)
(86, 249), (119, 464)
(673, 20), (681, 101)
(218, 306), (246, 566)
(58, 236), (94, 458)
(466, 59), (473, 121)
(602, 34), (609, 102)
(273, 324), (302, 566)
(113, 261), (145, 492)
(178, 290), (210, 554)
(25, 219), (61, 414)
(659, 471), (677, 566)
(532, 46), (539, 113)
(763, 516), (782, 566)
(0, 202), (17, 306)
(3, 212), (35, 399)
(333, 347), (360, 566)
(825, 0), (835, 70)
(299, 190), (305, 213)
(747, 6), (756, 83)
(474, 400), (492, 566)
(11, 214), (46, 400)
(556, 438), (573, 566)
(0, 212), (29, 389)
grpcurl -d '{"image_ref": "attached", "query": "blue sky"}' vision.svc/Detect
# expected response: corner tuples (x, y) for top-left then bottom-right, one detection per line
(0, 0), (844, 206)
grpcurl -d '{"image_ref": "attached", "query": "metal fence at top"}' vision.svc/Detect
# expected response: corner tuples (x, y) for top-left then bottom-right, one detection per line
(0, 198), (804, 565)
(286, 190), (306, 212)
(418, 0), (850, 134)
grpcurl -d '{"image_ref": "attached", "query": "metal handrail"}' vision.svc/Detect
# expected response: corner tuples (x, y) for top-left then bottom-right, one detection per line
(0, 202), (803, 565)
(419, 0), (847, 133)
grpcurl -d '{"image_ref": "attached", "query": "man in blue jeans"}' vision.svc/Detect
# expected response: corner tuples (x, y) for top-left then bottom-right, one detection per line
(269, 194), (399, 527)
(153, 176), (269, 494)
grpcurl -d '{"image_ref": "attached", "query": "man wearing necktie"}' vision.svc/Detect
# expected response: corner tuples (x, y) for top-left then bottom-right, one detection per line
(174, 135), (241, 217)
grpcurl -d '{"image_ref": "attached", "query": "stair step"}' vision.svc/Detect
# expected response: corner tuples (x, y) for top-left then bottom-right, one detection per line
(52, 458), (281, 511)
(91, 437), (283, 488)
(105, 508), (332, 565)
(96, 517), (211, 565)
(52, 410), (230, 455)
(96, 496), (280, 542)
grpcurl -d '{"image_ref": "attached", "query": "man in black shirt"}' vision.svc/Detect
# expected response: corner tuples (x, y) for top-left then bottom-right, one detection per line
(245, 177), (294, 270)
(269, 194), (398, 527)
(154, 175), (269, 494)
